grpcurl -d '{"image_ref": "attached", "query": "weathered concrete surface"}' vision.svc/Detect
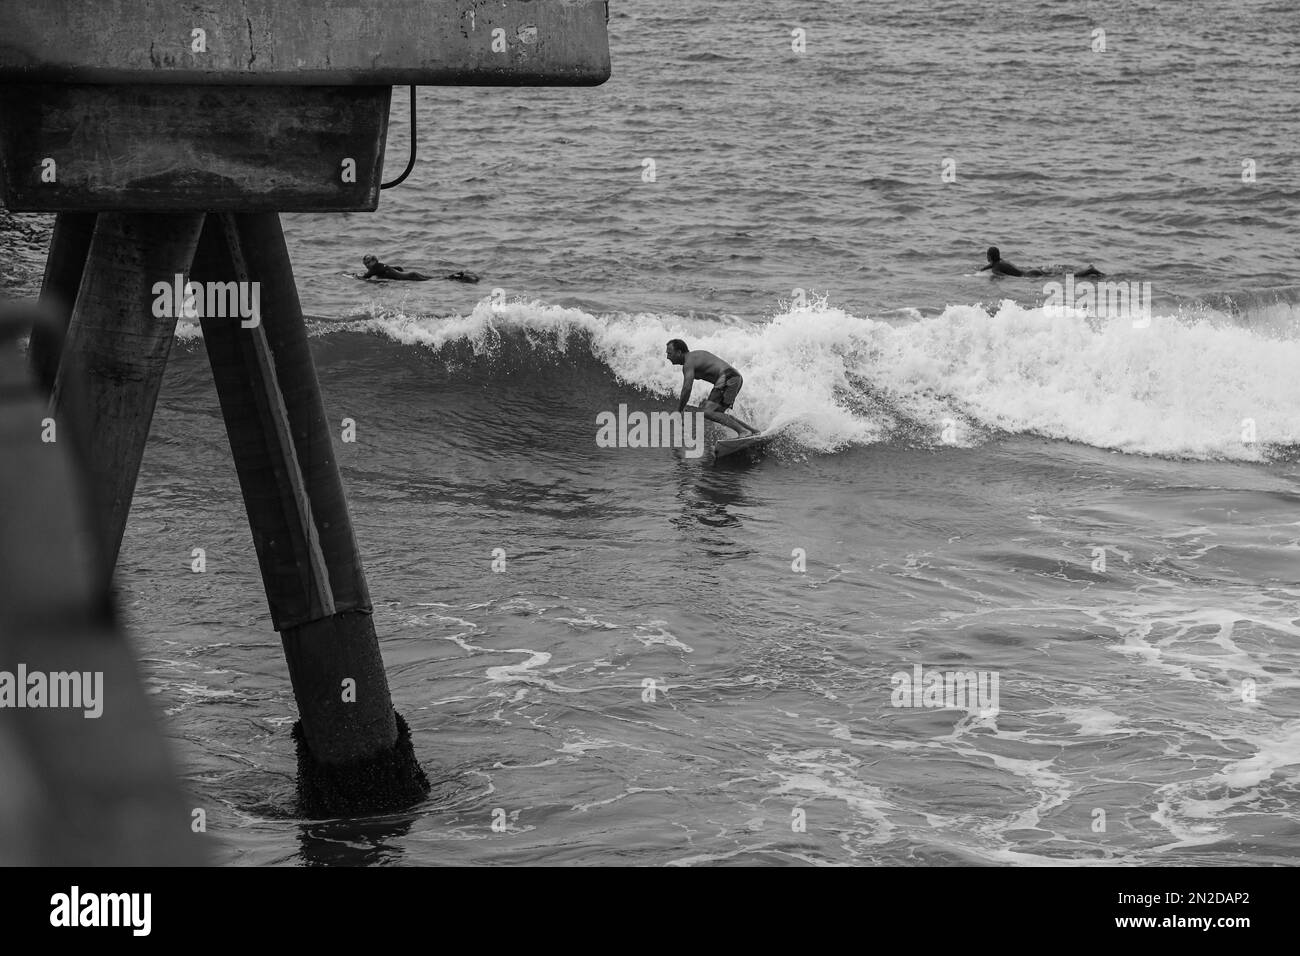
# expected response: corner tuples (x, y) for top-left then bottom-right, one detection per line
(0, 0), (611, 86)
(30, 213), (95, 390)
(0, 85), (390, 211)
(48, 213), (206, 576)
(192, 214), (371, 630)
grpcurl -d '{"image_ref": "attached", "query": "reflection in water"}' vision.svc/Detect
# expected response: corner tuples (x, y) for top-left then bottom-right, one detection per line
(297, 813), (416, 866)
(669, 452), (763, 559)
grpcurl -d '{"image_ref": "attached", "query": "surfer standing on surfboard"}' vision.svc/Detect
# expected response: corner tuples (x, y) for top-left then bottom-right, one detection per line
(666, 339), (761, 437)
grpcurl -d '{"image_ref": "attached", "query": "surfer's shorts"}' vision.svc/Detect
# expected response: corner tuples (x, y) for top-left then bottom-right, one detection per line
(707, 373), (742, 410)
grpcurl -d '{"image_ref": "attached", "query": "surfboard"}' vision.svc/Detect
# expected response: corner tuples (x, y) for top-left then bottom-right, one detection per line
(714, 430), (780, 462)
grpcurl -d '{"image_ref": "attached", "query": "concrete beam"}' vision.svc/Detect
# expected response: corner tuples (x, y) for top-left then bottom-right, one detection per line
(0, 0), (611, 86)
(0, 85), (390, 212)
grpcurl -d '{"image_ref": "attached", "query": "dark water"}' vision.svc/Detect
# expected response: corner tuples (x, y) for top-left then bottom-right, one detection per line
(283, 0), (1300, 321)
(4, 0), (1300, 865)
(133, 314), (1300, 865)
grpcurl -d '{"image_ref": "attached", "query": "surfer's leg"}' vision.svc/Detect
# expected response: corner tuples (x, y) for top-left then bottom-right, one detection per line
(1074, 265), (1104, 278)
(403, 271), (433, 281)
(707, 409), (760, 436)
(699, 399), (759, 436)
(715, 377), (759, 435)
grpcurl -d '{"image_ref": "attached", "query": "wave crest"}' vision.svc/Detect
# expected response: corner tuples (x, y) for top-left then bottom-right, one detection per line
(343, 294), (1300, 461)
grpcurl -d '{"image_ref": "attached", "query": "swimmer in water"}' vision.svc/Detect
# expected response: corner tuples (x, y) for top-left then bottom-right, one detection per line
(979, 246), (1104, 278)
(357, 255), (480, 283)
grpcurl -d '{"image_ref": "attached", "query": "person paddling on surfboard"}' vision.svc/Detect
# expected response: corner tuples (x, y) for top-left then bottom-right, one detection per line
(357, 254), (480, 283)
(666, 339), (761, 437)
(979, 246), (1104, 278)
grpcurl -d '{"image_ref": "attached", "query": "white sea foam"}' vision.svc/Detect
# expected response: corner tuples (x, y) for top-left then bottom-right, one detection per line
(359, 293), (1300, 461)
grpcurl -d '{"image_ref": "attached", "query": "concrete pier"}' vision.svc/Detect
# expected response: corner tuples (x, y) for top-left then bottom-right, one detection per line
(0, 0), (609, 834)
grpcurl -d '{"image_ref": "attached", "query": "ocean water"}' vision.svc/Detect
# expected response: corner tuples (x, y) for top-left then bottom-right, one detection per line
(7, 0), (1300, 865)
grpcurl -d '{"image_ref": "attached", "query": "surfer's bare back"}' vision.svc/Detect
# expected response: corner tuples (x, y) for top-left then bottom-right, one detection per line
(666, 339), (760, 437)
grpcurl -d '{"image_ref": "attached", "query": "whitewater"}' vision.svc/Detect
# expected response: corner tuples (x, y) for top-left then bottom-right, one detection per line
(276, 291), (1300, 461)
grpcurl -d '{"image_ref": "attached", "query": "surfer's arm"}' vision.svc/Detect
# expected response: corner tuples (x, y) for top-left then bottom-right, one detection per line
(977, 263), (992, 272)
(677, 370), (695, 413)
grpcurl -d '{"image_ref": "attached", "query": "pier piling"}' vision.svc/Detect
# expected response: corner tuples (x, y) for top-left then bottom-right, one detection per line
(193, 213), (427, 813)
(49, 213), (206, 578)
